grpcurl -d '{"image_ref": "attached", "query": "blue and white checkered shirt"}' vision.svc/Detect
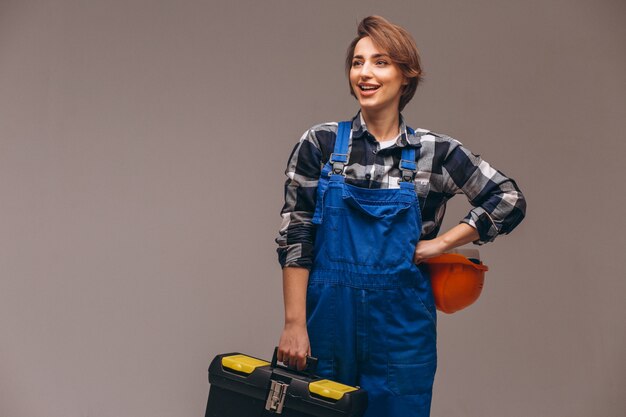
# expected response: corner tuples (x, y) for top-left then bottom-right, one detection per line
(276, 110), (526, 269)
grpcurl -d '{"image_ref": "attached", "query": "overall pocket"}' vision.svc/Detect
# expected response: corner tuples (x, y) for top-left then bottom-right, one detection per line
(407, 276), (437, 327)
(324, 202), (417, 268)
(387, 358), (437, 396)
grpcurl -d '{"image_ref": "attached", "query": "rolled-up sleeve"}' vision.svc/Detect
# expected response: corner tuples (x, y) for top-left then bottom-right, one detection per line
(275, 129), (323, 269)
(442, 140), (526, 245)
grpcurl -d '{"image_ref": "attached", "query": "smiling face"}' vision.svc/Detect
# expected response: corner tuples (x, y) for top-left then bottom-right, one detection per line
(349, 36), (408, 113)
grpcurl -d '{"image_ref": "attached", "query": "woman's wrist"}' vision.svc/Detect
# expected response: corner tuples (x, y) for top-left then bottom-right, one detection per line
(434, 236), (452, 254)
(282, 266), (309, 328)
(284, 315), (307, 328)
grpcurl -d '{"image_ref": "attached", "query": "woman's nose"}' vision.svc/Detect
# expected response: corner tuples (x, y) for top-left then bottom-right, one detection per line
(359, 61), (373, 77)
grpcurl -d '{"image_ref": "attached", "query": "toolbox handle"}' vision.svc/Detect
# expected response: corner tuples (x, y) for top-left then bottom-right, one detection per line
(271, 347), (318, 377)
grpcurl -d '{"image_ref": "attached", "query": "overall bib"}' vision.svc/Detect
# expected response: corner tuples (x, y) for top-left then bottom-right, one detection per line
(308, 121), (437, 417)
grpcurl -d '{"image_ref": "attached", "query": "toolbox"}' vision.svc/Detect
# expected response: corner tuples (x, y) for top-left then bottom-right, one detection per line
(205, 348), (368, 417)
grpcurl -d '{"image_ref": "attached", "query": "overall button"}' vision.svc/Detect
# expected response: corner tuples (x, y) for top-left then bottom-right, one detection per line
(365, 174), (371, 180)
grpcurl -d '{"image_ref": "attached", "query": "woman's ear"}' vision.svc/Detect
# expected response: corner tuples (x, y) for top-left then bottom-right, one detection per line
(401, 77), (409, 93)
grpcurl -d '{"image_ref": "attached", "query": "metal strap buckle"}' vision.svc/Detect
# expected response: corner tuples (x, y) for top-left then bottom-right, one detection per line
(399, 169), (416, 183)
(329, 153), (348, 176)
(265, 380), (288, 414)
(329, 152), (348, 163)
(331, 161), (346, 176)
(399, 158), (416, 182)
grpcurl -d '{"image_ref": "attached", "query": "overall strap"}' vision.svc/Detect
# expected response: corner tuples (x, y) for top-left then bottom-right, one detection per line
(329, 121), (351, 176)
(312, 121), (351, 223)
(328, 122), (417, 188)
(399, 126), (417, 189)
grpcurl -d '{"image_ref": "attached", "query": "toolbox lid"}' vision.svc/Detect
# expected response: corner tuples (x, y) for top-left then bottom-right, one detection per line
(309, 379), (358, 400)
(221, 354), (270, 375)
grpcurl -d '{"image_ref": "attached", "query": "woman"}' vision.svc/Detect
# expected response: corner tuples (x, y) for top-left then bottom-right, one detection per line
(275, 15), (526, 417)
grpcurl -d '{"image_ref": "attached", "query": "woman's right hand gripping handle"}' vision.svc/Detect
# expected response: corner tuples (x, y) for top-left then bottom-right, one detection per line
(277, 266), (311, 371)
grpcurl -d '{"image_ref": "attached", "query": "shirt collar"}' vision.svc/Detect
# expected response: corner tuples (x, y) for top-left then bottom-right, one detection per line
(350, 109), (421, 147)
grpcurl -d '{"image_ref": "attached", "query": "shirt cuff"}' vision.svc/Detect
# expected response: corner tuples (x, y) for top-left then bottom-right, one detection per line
(461, 207), (500, 245)
(277, 243), (314, 270)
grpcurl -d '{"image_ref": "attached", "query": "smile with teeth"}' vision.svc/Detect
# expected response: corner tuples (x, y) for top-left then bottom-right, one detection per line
(359, 84), (380, 91)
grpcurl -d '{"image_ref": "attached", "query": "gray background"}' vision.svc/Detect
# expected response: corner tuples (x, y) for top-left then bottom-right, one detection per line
(1, 0), (624, 416)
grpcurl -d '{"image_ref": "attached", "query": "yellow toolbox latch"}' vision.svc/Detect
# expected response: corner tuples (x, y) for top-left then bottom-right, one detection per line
(309, 379), (357, 400)
(221, 354), (269, 375)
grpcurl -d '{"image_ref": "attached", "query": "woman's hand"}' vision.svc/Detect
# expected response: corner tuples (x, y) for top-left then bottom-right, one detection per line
(278, 323), (311, 371)
(413, 237), (447, 265)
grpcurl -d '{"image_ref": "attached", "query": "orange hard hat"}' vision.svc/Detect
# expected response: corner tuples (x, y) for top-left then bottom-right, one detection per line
(425, 251), (489, 314)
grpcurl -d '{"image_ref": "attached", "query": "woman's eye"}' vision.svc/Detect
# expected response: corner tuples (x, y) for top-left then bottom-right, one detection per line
(377, 60), (388, 65)
(352, 61), (362, 67)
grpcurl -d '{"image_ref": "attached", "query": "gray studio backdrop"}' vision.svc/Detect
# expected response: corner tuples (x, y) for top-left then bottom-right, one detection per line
(1, 1), (624, 416)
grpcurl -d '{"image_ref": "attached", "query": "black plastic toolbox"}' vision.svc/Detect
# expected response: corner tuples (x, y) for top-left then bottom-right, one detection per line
(205, 349), (368, 417)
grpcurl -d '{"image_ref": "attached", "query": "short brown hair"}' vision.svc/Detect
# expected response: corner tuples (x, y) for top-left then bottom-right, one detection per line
(345, 16), (423, 112)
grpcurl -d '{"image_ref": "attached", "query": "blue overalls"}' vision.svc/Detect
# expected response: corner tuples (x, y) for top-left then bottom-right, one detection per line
(308, 121), (437, 417)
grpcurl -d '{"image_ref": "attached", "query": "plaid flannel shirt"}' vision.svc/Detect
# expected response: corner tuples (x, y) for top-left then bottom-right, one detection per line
(276, 110), (526, 269)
